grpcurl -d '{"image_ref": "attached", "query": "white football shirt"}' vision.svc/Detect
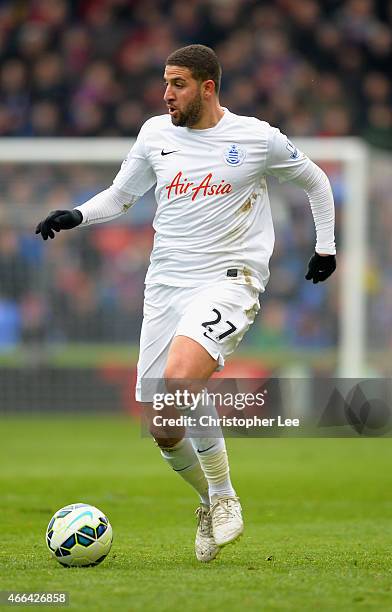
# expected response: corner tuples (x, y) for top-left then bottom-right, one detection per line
(112, 109), (334, 291)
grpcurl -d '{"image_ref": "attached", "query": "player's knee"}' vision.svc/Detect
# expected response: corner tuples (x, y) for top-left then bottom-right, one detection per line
(164, 375), (190, 397)
(164, 364), (193, 396)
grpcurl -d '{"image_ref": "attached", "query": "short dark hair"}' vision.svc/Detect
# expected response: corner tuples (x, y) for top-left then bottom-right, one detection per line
(166, 44), (222, 94)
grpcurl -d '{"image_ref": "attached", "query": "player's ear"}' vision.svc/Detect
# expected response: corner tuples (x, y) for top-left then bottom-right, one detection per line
(202, 79), (216, 98)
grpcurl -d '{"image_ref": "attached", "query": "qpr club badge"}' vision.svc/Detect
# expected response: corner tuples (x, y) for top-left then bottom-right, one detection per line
(223, 144), (246, 166)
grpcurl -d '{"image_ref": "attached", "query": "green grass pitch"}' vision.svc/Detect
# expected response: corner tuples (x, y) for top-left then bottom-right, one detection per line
(1, 416), (392, 611)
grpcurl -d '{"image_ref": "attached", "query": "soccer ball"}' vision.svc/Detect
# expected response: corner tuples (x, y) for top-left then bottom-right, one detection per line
(46, 503), (113, 567)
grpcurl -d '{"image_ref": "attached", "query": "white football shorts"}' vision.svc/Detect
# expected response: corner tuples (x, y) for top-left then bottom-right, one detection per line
(135, 280), (260, 402)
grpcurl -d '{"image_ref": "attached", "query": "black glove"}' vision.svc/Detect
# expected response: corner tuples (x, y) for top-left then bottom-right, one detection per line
(35, 209), (83, 240)
(305, 252), (336, 284)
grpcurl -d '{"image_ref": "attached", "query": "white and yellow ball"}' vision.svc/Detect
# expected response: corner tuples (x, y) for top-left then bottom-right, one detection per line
(46, 503), (113, 567)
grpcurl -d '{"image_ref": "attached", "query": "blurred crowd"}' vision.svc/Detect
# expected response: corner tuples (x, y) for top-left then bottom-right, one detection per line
(0, 0), (391, 148)
(0, 163), (152, 346)
(0, 155), (390, 359)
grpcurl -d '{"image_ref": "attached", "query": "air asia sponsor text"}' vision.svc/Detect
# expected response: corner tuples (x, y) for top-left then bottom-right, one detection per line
(165, 171), (232, 201)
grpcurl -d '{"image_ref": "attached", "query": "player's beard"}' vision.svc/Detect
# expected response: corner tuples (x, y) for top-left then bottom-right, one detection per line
(172, 90), (203, 127)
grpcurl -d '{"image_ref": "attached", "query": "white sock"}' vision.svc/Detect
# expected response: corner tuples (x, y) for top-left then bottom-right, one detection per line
(190, 436), (236, 502)
(184, 391), (236, 502)
(159, 438), (210, 507)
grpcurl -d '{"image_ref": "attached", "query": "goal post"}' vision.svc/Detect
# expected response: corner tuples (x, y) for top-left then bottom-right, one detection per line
(295, 138), (368, 377)
(0, 137), (369, 377)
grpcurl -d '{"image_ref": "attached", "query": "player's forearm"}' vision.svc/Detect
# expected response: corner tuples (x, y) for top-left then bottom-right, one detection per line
(293, 160), (336, 255)
(74, 185), (138, 225)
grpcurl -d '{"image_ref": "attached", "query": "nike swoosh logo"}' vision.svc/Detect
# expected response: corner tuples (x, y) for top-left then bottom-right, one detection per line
(67, 510), (93, 528)
(197, 444), (216, 454)
(173, 465), (192, 472)
(161, 149), (179, 156)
